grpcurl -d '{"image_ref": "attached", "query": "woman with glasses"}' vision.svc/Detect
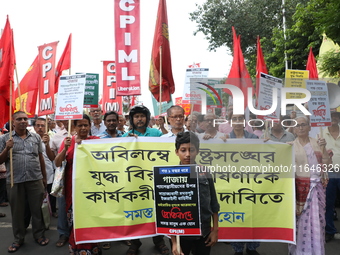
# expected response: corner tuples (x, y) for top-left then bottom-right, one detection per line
(288, 116), (330, 255)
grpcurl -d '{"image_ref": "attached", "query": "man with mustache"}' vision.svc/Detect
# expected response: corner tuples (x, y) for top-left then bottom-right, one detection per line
(122, 105), (168, 255)
(89, 106), (106, 136)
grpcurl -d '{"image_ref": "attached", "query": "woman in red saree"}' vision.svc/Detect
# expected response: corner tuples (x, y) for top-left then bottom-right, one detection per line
(55, 114), (100, 254)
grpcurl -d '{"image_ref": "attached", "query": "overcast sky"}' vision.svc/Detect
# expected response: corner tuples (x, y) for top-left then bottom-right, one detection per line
(1, 0), (232, 111)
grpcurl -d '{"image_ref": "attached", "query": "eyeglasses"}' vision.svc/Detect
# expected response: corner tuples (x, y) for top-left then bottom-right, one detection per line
(90, 110), (101, 113)
(204, 119), (214, 122)
(295, 123), (308, 128)
(169, 115), (184, 120)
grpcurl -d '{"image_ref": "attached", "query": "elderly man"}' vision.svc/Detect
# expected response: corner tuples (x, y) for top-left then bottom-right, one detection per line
(89, 107), (106, 135)
(0, 111), (49, 252)
(162, 105), (186, 137)
(198, 113), (225, 141)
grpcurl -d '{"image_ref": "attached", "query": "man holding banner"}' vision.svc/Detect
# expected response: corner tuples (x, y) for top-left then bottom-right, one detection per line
(122, 105), (169, 255)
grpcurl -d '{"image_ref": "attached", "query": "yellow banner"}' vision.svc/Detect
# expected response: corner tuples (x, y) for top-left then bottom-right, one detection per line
(74, 138), (295, 244)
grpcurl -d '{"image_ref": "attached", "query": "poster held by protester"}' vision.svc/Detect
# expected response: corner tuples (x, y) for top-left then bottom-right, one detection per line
(306, 80), (331, 127)
(257, 73), (282, 120)
(82, 73), (99, 108)
(55, 74), (86, 120)
(153, 165), (201, 235)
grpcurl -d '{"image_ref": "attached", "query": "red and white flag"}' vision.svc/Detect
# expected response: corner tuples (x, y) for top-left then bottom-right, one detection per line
(14, 55), (39, 117)
(55, 33), (72, 93)
(102, 61), (122, 114)
(149, 0), (175, 103)
(114, 0), (141, 96)
(37, 41), (58, 116)
(0, 16), (16, 128)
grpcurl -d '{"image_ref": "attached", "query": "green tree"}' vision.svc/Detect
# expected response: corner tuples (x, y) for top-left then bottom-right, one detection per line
(189, 0), (322, 78)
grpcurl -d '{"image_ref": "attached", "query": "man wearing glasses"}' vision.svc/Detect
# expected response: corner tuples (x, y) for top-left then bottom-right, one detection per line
(162, 105), (187, 137)
(89, 107), (106, 136)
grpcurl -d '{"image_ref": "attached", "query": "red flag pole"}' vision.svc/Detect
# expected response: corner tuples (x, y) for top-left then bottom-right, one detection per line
(159, 45), (162, 116)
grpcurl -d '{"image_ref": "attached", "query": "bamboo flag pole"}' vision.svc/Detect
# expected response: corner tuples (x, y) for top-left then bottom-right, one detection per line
(14, 65), (22, 111)
(9, 80), (13, 187)
(68, 68), (72, 137)
(159, 46), (162, 117)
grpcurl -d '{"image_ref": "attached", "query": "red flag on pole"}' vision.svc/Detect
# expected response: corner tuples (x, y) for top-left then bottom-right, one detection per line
(0, 16), (16, 128)
(149, 0), (175, 103)
(55, 33), (72, 92)
(225, 27), (253, 109)
(306, 47), (318, 79)
(256, 36), (268, 100)
(14, 56), (39, 117)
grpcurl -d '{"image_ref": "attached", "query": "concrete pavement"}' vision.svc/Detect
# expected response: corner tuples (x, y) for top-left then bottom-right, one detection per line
(1, 204), (340, 254)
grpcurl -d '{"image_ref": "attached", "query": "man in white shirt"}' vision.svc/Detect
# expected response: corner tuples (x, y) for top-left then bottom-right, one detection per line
(89, 107), (106, 136)
(162, 105), (186, 137)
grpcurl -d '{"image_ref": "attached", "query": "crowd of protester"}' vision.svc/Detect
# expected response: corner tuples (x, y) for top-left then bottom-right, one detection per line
(0, 104), (339, 255)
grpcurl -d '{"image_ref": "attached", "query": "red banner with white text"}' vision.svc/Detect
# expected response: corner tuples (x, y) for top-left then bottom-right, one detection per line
(114, 0), (141, 96)
(102, 61), (122, 114)
(37, 41), (58, 116)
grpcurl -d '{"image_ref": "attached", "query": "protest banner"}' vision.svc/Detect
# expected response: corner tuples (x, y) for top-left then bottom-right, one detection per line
(102, 61), (122, 114)
(306, 80), (331, 127)
(257, 73), (282, 120)
(152, 95), (173, 116)
(73, 138), (295, 244)
(55, 74), (86, 120)
(114, 0), (141, 96)
(153, 165), (201, 236)
(182, 68), (209, 104)
(37, 41), (58, 116)
(201, 139), (295, 243)
(82, 73), (99, 108)
(73, 137), (178, 244)
(284, 69), (309, 99)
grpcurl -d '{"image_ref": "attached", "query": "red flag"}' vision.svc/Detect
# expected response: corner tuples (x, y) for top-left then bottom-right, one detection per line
(0, 16), (16, 128)
(55, 33), (72, 92)
(225, 27), (253, 109)
(256, 36), (268, 100)
(306, 47), (318, 79)
(14, 56), (39, 117)
(149, 0), (175, 103)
